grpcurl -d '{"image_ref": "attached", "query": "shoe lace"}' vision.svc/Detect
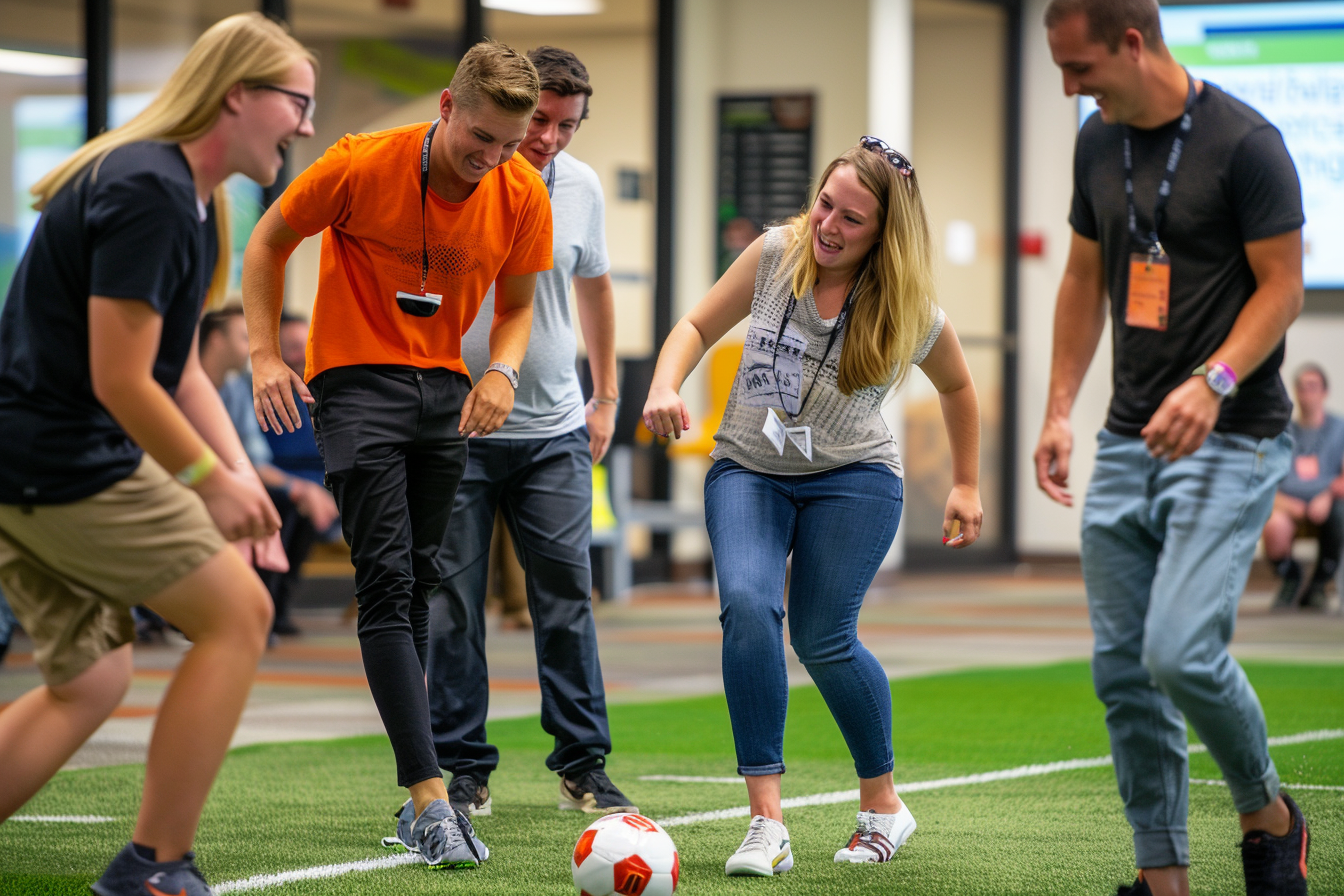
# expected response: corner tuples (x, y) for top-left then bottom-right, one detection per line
(739, 817), (777, 852)
(453, 810), (482, 862)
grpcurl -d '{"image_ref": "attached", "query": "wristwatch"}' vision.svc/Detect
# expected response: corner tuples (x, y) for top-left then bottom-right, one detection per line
(486, 361), (519, 389)
(1193, 361), (1238, 398)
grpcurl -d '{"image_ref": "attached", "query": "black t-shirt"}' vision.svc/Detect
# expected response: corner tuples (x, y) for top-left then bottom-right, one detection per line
(0, 141), (217, 503)
(1069, 82), (1304, 439)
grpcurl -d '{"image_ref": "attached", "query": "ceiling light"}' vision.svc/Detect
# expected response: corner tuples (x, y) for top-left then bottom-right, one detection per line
(0, 49), (85, 77)
(482, 0), (603, 15)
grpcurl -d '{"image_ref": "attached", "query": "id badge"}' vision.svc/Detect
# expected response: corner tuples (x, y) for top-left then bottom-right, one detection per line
(1125, 251), (1170, 331)
(762, 408), (787, 455)
(1295, 454), (1320, 481)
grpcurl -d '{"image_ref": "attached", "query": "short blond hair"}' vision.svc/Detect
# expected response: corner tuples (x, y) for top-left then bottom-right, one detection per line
(449, 40), (541, 115)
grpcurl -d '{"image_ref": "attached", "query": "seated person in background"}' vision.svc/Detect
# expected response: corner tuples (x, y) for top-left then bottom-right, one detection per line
(0, 587), (14, 666)
(1263, 362), (1344, 610)
(200, 306), (338, 635)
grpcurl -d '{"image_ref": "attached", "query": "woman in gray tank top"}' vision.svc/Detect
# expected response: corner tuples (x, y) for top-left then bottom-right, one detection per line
(642, 139), (983, 877)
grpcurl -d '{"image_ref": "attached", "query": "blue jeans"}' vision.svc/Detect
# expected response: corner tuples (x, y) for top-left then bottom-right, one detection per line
(705, 458), (903, 779)
(427, 428), (611, 780)
(1081, 429), (1292, 869)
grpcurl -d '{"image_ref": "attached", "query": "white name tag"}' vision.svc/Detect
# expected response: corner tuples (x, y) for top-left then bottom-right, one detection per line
(785, 425), (812, 461)
(762, 408), (787, 454)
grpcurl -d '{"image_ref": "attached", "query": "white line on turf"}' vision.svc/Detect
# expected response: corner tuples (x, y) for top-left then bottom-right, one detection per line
(11, 815), (117, 823)
(652, 728), (1344, 828)
(215, 853), (420, 893)
(206, 727), (1344, 891)
(1192, 779), (1344, 792)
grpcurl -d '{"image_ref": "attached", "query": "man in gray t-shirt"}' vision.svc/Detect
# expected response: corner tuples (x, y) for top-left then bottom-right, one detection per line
(1263, 364), (1344, 610)
(425, 46), (635, 818)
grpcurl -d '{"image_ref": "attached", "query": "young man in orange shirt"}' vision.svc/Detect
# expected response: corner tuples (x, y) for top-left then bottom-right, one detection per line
(242, 41), (552, 868)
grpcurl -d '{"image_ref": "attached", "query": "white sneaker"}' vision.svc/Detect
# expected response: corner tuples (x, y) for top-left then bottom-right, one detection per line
(833, 805), (917, 863)
(725, 815), (793, 876)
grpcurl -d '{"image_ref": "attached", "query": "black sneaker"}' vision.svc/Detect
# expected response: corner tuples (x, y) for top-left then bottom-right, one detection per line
(448, 773), (492, 817)
(1116, 874), (1153, 896)
(91, 843), (213, 896)
(1272, 571), (1302, 610)
(1300, 581), (1328, 611)
(1241, 793), (1309, 896)
(558, 768), (638, 815)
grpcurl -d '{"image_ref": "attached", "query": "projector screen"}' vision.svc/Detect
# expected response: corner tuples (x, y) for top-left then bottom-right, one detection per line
(1079, 2), (1344, 289)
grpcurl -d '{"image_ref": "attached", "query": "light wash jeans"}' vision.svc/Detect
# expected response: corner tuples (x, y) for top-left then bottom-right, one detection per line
(704, 458), (903, 779)
(1081, 428), (1291, 869)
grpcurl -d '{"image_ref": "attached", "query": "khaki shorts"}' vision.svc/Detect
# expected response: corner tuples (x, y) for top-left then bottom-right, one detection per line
(0, 455), (226, 685)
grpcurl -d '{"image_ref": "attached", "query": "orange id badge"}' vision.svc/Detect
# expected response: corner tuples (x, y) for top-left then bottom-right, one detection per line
(1126, 251), (1170, 331)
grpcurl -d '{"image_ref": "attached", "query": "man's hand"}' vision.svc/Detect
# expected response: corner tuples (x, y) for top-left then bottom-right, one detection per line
(290, 478), (339, 531)
(253, 352), (312, 434)
(586, 399), (617, 463)
(1141, 376), (1222, 461)
(1034, 415), (1076, 506)
(460, 370), (515, 437)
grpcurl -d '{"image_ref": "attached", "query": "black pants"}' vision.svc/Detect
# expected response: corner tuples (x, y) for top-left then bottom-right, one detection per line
(311, 364), (470, 787)
(1312, 498), (1344, 582)
(428, 428), (611, 781)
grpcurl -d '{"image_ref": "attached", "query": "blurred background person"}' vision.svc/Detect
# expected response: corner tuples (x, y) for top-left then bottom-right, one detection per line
(200, 305), (338, 637)
(1262, 363), (1344, 611)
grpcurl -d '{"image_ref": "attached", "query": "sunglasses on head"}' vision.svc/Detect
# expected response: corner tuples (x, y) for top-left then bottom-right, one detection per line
(859, 136), (914, 178)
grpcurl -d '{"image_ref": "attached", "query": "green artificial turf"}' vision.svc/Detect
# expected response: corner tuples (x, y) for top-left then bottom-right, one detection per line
(1, 661), (1341, 895)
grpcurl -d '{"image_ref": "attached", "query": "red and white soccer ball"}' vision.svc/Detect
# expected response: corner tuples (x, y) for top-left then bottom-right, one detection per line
(571, 812), (679, 896)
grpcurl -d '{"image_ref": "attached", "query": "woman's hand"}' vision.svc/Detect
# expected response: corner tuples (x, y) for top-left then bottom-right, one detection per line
(643, 385), (690, 439)
(942, 484), (983, 549)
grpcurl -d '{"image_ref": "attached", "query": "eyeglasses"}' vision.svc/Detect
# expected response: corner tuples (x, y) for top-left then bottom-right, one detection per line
(859, 136), (914, 178)
(254, 84), (316, 125)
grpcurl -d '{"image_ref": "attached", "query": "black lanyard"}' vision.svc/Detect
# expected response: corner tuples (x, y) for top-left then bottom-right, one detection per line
(772, 286), (854, 420)
(418, 120), (438, 293)
(1124, 70), (1196, 256)
(543, 158), (555, 197)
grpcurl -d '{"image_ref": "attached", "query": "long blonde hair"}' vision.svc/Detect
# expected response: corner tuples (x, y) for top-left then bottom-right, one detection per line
(30, 13), (316, 307)
(777, 144), (937, 395)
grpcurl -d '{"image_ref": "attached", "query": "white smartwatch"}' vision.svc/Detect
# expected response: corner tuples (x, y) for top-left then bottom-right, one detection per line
(486, 362), (519, 389)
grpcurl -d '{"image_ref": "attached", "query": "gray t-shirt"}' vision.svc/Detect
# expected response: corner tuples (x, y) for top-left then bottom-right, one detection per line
(461, 151), (610, 438)
(1280, 414), (1344, 503)
(712, 227), (944, 477)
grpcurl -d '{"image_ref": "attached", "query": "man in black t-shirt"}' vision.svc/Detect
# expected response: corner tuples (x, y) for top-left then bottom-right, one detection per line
(1034, 2), (1308, 894)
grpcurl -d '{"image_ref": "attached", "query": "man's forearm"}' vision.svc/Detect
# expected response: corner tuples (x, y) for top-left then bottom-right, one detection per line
(576, 275), (618, 402)
(488, 303), (534, 372)
(1204, 283), (1302, 380)
(1045, 272), (1108, 422)
(242, 204), (301, 364)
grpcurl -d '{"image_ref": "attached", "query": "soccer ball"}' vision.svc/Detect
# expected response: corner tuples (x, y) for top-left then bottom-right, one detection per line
(571, 812), (679, 896)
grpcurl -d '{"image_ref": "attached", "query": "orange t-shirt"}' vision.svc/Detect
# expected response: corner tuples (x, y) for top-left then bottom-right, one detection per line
(280, 122), (553, 381)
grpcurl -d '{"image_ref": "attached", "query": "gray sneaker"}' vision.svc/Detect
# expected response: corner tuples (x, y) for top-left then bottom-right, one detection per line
(91, 843), (213, 896)
(410, 798), (489, 869)
(379, 798), (417, 852)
